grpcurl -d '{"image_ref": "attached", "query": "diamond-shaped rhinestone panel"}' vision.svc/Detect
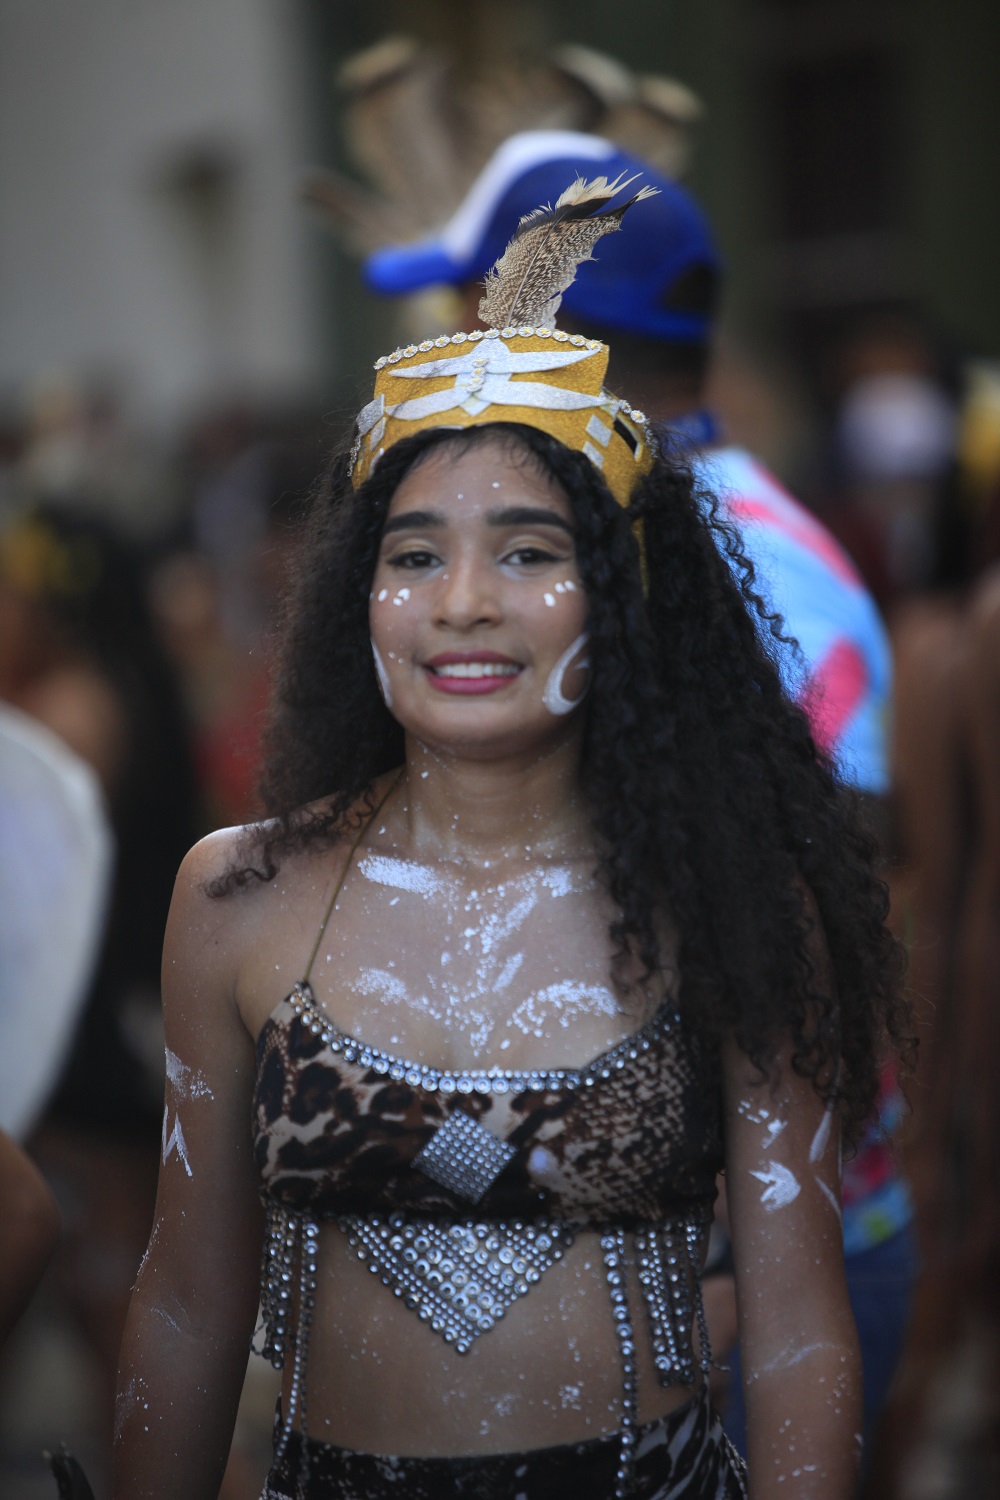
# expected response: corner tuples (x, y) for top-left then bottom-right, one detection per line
(337, 1213), (574, 1354)
(413, 1109), (516, 1203)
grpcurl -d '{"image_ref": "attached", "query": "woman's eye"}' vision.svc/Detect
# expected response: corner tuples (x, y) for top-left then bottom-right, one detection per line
(505, 545), (560, 566)
(388, 549), (439, 569)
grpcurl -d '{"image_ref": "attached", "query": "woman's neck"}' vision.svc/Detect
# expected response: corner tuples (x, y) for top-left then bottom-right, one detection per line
(393, 730), (591, 866)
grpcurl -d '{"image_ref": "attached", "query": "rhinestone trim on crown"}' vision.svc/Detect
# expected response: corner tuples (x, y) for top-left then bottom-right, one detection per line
(373, 328), (604, 372)
(287, 982), (675, 1097)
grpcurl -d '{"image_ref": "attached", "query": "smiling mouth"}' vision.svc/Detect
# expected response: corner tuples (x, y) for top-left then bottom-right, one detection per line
(429, 662), (520, 679)
(422, 657), (523, 695)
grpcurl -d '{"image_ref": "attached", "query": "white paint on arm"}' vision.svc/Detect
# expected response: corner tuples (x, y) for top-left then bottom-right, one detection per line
(161, 1104), (193, 1178)
(164, 1046), (214, 1101)
(735, 1100), (787, 1142)
(747, 1339), (845, 1381)
(815, 1175), (843, 1222)
(749, 1160), (801, 1210)
(809, 1104), (834, 1163)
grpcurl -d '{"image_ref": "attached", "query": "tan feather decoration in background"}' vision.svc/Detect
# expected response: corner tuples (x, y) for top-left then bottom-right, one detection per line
(478, 173), (659, 331)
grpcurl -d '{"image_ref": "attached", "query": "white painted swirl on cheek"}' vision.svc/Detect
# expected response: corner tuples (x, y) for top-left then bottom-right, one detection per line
(372, 641), (393, 708)
(542, 632), (590, 716)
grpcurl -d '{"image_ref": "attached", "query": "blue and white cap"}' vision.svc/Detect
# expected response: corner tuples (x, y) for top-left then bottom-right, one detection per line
(364, 130), (722, 343)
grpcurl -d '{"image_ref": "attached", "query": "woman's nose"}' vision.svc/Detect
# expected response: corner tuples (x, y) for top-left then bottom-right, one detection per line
(432, 555), (501, 629)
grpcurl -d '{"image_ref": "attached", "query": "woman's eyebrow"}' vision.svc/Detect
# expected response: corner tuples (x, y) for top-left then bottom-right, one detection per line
(382, 510), (445, 535)
(487, 507), (574, 535)
(382, 506), (574, 537)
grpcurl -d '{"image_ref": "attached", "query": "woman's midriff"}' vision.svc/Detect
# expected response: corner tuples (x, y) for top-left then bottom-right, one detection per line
(281, 1223), (703, 1457)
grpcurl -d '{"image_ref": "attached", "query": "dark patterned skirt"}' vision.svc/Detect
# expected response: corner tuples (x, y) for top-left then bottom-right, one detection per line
(263, 1384), (747, 1499)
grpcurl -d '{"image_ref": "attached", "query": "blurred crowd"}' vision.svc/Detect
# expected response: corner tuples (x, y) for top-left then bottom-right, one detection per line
(0, 381), (324, 1497)
(1, 295), (998, 1498)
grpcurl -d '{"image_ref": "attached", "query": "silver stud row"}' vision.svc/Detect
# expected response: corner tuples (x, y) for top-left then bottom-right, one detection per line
(688, 1216), (716, 1375)
(288, 982), (671, 1097)
(603, 1229), (639, 1498)
(635, 1222), (695, 1386)
(258, 1203), (297, 1372)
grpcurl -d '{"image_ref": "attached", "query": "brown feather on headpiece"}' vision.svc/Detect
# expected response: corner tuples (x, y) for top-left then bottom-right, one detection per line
(477, 172), (659, 331)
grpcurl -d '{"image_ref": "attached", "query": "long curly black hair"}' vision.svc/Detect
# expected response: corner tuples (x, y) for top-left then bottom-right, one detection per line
(225, 421), (908, 1136)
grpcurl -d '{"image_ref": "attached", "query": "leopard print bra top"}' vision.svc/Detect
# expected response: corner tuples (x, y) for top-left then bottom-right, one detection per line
(252, 978), (723, 1226)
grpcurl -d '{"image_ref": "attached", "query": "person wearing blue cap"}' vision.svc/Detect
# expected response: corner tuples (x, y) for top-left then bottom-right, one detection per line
(366, 129), (918, 1471)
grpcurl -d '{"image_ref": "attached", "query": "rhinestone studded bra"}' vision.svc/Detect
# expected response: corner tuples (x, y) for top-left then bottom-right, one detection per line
(279, 973), (678, 1098)
(255, 981), (721, 1500)
(253, 782), (723, 1497)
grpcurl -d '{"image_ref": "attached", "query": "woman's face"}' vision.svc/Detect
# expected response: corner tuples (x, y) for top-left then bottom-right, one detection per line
(369, 439), (590, 761)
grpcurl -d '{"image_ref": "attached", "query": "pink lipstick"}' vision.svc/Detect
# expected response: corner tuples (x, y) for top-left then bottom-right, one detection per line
(423, 650), (522, 696)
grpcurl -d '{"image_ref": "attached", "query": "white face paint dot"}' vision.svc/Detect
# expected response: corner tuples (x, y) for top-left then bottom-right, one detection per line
(392, 587), (411, 606)
(491, 481), (501, 488)
(377, 588), (388, 602)
(543, 592), (556, 607)
(554, 582), (565, 593)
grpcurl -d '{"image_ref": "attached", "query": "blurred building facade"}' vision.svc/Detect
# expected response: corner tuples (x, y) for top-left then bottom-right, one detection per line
(0, 0), (325, 433)
(3, 0), (999, 438)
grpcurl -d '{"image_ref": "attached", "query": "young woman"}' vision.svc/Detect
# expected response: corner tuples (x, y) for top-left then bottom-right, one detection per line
(112, 209), (906, 1497)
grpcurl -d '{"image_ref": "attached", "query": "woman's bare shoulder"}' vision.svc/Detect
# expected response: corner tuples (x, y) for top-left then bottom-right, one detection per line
(164, 824), (322, 1041)
(171, 777), (402, 955)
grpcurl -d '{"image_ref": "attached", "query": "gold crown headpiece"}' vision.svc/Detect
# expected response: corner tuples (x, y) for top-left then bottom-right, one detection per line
(351, 173), (659, 510)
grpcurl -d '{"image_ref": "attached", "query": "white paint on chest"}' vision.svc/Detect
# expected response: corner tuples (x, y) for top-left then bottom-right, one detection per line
(357, 853), (444, 897)
(540, 864), (589, 897)
(508, 980), (618, 1037)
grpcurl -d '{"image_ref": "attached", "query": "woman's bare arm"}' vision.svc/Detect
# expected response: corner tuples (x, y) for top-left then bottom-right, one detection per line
(724, 1036), (861, 1499)
(113, 833), (265, 1500)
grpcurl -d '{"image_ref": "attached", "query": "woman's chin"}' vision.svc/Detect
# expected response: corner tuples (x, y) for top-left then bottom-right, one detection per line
(402, 710), (582, 765)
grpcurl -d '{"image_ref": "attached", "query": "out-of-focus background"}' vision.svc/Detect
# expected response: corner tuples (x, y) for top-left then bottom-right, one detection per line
(1, 1), (999, 1496)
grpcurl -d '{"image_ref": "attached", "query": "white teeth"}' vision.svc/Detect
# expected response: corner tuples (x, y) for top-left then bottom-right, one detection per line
(432, 662), (519, 679)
